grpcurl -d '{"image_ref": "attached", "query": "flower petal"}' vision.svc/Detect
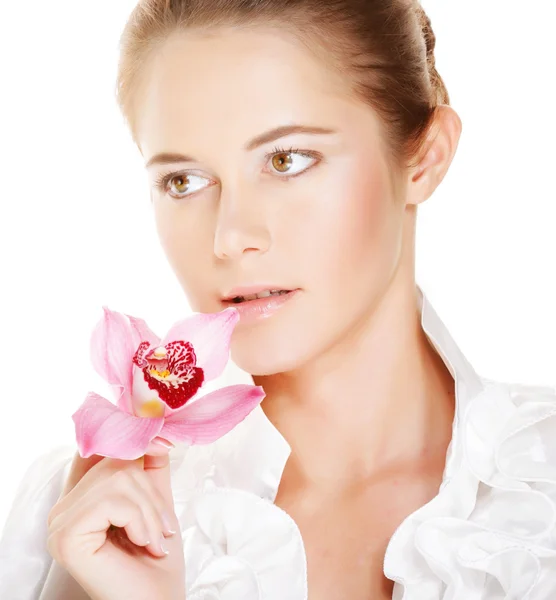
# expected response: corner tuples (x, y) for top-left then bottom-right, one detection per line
(160, 307), (239, 382)
(158, 384), (265, 445)
(90, 307), (135, 413)
(125, 313), (161, 350)
(72, 392), (164, 459)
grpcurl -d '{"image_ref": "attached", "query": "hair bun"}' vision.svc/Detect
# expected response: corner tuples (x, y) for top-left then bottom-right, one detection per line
(413, 2), (448, 104)
(415, 3), (436, 63)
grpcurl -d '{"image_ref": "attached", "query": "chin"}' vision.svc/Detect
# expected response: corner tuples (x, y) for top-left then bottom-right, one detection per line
(230, 334), (312, 376)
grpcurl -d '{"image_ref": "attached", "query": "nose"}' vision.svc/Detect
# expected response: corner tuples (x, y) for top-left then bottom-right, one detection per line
(213, 187), (271, 260)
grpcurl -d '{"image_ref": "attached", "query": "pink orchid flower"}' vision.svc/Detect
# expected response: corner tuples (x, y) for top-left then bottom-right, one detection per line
(72, 306), (265, 460)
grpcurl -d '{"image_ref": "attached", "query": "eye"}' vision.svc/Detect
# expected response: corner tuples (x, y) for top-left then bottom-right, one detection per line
(264, 146), (320, 179)
(153, 171), (212, 199)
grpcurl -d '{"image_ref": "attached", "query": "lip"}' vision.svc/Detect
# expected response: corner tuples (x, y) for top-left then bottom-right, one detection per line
(222, 289), (300, 324)
(222, 284), (295, 301)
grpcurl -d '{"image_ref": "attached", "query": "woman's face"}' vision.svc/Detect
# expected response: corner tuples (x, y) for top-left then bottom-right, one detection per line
(135, 27), (410, 376)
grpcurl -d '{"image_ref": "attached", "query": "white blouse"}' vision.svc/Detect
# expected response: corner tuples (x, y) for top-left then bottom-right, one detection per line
(1, 285), (556, 599)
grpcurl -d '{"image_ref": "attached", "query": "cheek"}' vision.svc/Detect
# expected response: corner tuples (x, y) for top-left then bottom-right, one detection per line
(303, 159), (398, 291)
(153, 203), (212, 307)
(154, 203), (189, 269)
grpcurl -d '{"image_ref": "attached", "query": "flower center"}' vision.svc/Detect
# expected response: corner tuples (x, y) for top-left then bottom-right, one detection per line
(149, 368), (171, 379)
(132, 340), (205, 412)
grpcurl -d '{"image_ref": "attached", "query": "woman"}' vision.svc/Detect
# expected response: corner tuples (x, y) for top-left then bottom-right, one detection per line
(1, 0), (555, 598)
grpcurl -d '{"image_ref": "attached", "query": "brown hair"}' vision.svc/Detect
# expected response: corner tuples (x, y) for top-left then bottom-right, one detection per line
(116, 0), (449, 173)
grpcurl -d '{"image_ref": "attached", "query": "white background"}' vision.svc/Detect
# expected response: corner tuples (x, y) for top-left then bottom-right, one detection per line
(0, 1), (554, 530)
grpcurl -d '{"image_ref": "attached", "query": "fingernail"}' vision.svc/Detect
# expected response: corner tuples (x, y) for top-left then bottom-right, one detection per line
(160, 534), (169, 555)
(162, 511), (176, 535)
(152, 437), (175, 449)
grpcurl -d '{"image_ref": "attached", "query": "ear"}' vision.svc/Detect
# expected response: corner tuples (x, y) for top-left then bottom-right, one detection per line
(405, 105), (462, 206)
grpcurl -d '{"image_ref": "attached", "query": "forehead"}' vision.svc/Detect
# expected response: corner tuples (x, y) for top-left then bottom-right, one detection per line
(135, 26), (382, 160)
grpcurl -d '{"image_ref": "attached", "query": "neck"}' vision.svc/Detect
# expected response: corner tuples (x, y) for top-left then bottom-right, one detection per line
(252, 278), (455, 491)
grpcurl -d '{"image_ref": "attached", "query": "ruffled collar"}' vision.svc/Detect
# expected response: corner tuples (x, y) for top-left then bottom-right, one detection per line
(169, 284), (556, 599)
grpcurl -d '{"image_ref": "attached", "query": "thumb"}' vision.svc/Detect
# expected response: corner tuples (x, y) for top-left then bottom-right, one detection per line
(143, 437), (175, 508)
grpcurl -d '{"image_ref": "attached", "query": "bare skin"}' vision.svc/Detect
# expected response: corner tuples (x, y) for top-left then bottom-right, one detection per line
(134, 24), (463, 598)
(40, 440), (184, 600)
(272, 343), (456, 598)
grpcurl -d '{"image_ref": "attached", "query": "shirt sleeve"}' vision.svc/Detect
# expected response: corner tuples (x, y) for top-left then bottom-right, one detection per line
(0, 445), (75, 600)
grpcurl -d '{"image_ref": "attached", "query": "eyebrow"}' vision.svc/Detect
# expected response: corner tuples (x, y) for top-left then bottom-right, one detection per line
(144, 124), (337, 169)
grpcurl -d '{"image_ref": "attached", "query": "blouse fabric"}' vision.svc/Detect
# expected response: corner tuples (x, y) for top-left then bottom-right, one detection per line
(1, 284), (556, 599)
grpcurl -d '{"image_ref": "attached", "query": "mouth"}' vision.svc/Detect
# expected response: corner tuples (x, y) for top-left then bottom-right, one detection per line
(223, 289), (293, 304)
(221, 288), (300, 323)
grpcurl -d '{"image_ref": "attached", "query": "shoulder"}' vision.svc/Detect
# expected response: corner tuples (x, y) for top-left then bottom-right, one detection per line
(465, 376), (556, 477)
(4, 444), (75, 521)
(475, 376), (556, 432)
(491, 376), (556, 402)
(460, 377), (556, 595)
(504, 378), (556, 435)
(22, 444), (75, 485)
(470, 374), (556, 419)
(386, 378), (556, 598)
(1, 444), (75, 539)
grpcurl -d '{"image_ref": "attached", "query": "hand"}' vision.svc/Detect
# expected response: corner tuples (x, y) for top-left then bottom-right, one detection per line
(45, 439), (185, 600)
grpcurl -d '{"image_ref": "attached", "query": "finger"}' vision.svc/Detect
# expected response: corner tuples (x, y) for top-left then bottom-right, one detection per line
(48, 456), (137, 529)
(48, 455), (110, 528)
(143, 450), (175, 513)
(143, 452), (177, 535)
(49, 470), (169, 560)
(48, 494), (151, 568)
(127, 469), (177, 537)
(108, 469), (170, 557)
(144, 436), (175, 457)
